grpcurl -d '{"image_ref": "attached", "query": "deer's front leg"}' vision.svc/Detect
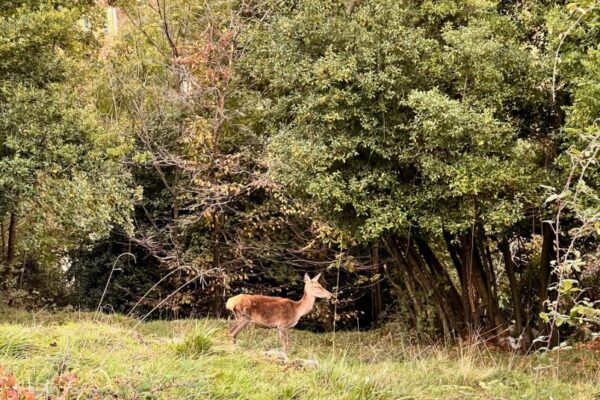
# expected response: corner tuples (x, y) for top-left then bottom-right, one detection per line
(229, 316), (250, 344)
(278, 327), (289, 353)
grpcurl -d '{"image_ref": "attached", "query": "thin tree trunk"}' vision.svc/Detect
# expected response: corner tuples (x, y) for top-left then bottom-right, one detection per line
(171, 167), (181, 259)
(212, 213), (223, 269)
(443, 229), (472, 327)
(399, 243), (439, 333)
(0, 218), (5, 261)
(499, 239), (523, 336)
(401, 238), (457, 340)
(538, 220), (559, 347)
(6, 213), (17, 268)
(472, 240), (504, 332)
(383, 238), (423, 332)
(459, 231), (503, 332)
(459, 232), (480, 330)
(415, 237), (465, 325)
(443, 230), (464, 282)
(477, 235), (504, 331)
(539, 220), (555, 312)
(478, 231), (498, 303)
(500, 238), (535, 352)
(407, 250), (453, 341)
(370, 243), (382, 326)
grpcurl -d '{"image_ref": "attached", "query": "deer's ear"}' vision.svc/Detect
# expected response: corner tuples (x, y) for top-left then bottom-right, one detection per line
(304, 273), (311, 282)
(312, 273), (321, 282)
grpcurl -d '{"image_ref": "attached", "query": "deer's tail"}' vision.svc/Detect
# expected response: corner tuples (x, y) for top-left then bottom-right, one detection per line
(225, 294), (243, 311)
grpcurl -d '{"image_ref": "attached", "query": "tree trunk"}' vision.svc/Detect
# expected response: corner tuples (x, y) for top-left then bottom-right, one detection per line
(459, 232), (480, 329)
(171, 167), (182, 260)
(443, 229), (472, 327)
(407, 249), (453, 341)
(539, 220), (555, 311)
(370, 243), (382, 326)
(211, 213), (223, 269)
(0, 218), (5, 261)
(499, 239), (523, 336)
(383, 238), (424, 332)
(459, 231), (503, 333)
(538, 220), (559, 347)
(478, 232), (498, 304)
(473, 241), (503, 331)
(415, 237), (465, 325)
(6, 213), (17, 268)
(400, 237), (458, 340)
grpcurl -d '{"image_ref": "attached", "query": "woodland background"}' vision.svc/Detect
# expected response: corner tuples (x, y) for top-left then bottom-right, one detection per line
(1, 0), (599, 350)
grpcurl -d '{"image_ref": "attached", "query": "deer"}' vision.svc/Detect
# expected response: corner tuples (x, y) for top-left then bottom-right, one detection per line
(225, 273), (333, 353)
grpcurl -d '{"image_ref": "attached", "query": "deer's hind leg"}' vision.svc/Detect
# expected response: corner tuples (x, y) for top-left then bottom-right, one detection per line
(277, 327), (289, 354)
(229, 313), (250, 344)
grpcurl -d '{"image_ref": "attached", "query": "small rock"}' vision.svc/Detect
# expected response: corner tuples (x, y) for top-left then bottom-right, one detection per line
(294, 358), (319, 369)
(264, 349), (288, 363)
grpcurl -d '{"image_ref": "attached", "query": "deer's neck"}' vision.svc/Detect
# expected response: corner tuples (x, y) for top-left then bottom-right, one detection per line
(295, 292), (316, 317)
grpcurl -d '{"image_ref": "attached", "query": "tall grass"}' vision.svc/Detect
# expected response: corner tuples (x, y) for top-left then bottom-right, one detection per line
(173, 322), (218, 357)
(0, 325), (35, 358)
(0, 309), (598, 399)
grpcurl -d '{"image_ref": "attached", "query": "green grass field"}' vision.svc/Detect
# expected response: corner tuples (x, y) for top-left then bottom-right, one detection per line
(0, 309), (598, 399)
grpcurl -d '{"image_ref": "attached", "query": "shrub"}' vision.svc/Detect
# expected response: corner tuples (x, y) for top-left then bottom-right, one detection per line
(0, 367), (35, 400)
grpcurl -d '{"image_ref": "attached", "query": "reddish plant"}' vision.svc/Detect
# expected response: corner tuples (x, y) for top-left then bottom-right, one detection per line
(0, 367), (35, 400)
(52, 373), (78, 400)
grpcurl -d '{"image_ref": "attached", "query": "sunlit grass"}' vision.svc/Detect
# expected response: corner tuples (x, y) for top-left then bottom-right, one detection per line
(0, 325), (35, 358)
(173, 322), (217, 358)
(0, 309), (598, 399)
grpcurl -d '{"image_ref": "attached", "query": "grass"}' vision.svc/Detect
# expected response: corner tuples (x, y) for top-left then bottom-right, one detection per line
(0, 309), (598, 399)
(0, 325), (35, 358)
(173, 322), (217, 358)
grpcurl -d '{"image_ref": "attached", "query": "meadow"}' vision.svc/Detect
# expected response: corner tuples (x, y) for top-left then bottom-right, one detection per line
(0, 309), (598, 399)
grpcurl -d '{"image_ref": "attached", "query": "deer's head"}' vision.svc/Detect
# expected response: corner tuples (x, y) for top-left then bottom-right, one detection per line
(303, 273), (333, 299)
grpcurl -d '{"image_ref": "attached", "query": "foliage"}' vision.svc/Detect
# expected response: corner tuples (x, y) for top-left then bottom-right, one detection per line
(0, 366), (34, 400)
(540, 2), (600, 344)
(245, 0), (551, 241)
(81, 0), (373, 328)
(0, 0), (133, 295)
(238, 0), (563, 341)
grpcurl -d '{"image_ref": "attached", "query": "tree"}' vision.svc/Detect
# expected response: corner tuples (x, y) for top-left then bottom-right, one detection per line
(539, 1), (600, 345)
(84, 0), (361, 326)
(0, 1), (132, 294)
(242, 0), (558, 339)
